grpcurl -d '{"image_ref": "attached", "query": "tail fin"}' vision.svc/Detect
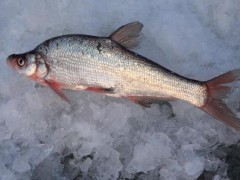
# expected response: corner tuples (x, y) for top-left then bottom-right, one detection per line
(201, 69), (240, 130)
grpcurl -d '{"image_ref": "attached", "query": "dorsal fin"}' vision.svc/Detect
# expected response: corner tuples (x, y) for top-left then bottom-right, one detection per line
(109, 21), (143, 49)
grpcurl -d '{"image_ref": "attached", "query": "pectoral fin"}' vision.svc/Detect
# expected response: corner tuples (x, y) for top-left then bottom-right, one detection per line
(109, 21), (143, 49)
(45, 80), (70, 103)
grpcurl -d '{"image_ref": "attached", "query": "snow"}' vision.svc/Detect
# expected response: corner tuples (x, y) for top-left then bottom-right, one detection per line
(1, 0), (240, 179)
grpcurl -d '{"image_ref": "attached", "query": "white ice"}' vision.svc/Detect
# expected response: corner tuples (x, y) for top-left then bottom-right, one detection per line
(1, 0), (240, 179)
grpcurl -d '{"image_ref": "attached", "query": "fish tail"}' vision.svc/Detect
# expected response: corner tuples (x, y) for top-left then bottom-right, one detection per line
(200, 69), (240, 130)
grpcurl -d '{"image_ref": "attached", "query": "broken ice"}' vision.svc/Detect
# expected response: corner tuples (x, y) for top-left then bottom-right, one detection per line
(1, 0), (240, 179)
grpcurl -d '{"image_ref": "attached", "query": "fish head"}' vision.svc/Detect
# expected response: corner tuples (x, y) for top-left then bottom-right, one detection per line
(6, 52), (48, 81)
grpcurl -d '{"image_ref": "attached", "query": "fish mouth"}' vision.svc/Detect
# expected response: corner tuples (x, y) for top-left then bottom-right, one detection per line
(6, 54), (17, 69)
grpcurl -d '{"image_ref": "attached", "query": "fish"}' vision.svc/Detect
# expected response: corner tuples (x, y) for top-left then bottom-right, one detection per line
(6, 21), (240, 130)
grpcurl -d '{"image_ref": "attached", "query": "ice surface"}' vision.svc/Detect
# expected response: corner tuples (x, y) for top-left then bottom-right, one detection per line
(1, 0), (240, 179)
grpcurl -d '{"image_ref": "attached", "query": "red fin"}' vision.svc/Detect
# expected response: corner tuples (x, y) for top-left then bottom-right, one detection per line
(201, 69), (240, 130)
(45, 80), (70, 103)
(85, 87), (114, 94)
(127, 96), (151, 107)
(127, 96), (175, 108)
(206, 69), (240, 87)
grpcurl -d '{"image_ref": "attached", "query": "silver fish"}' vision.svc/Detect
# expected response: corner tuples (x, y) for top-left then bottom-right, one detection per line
(6, 21), (240, 130)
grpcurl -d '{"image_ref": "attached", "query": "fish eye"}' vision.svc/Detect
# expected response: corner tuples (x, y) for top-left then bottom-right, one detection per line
(17, 58), (25, 67)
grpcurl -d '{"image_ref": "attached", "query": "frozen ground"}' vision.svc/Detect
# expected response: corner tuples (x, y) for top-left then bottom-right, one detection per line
(1, 0), (240, 179)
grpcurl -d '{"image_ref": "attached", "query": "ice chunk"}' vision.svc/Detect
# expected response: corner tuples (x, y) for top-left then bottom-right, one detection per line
(160, 168), (177, 180)
(31, 153), (64, 180)
(159, 160), (185, 180)
(0, 161), (17, 180)
(80, 158), (92, 172)
(29, 144), (53, 165)
(126, 133), (172, 173)
(12, 157), (30, 173)
(90, 148), (122, 180)
(184, 158), (204, 178)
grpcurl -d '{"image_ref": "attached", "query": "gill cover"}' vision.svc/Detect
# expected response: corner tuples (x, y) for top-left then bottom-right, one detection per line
(34, 54), (48, 79)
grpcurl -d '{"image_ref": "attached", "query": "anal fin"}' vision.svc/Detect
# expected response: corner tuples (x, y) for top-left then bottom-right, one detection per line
(127, 96), (175, 108)
(45, 80), (70, 103)
(127, 96), (151, 107)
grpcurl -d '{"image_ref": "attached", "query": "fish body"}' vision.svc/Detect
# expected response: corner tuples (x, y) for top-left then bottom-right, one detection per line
(6, 22), (240, 130)
(35, 34), (206, 106)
